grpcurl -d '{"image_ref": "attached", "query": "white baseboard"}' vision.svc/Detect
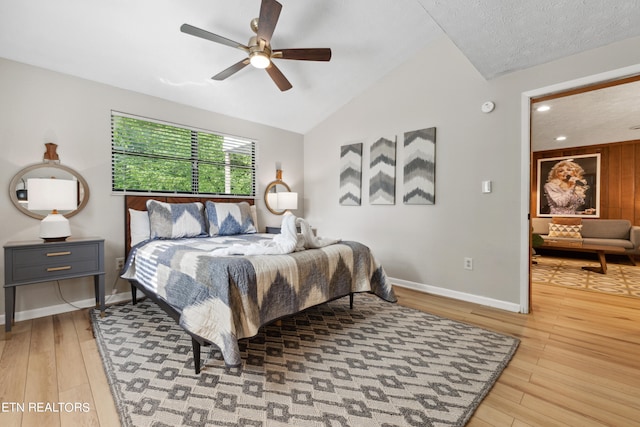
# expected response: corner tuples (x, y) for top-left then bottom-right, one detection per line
(1, 281), (521, 326)
(389, 277), (521, 313)
(0, 292), (133, 326)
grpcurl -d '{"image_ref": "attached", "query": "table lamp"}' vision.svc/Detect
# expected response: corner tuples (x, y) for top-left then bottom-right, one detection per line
(27, 178), (78, 241)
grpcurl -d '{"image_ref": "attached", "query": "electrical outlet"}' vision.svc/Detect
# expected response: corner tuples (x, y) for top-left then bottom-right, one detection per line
(464, 257), (473, 270)
(115, 257), (125, 271)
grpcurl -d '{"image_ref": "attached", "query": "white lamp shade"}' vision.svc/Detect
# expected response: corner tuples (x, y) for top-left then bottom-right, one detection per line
(277, 192), (298, 210)
(27, 178), (78, 211)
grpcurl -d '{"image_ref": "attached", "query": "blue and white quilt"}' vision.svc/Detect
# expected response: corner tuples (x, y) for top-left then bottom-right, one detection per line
(122, 234), (396, 365)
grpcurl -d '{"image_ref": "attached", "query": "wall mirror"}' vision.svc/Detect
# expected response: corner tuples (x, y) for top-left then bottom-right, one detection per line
(264, 180), (292, 215)
(9, 162), (90, 219)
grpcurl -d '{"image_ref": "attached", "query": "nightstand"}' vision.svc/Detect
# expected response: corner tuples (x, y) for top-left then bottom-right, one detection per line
(265, 226), (302, 234)
(4, 237), (105, 333)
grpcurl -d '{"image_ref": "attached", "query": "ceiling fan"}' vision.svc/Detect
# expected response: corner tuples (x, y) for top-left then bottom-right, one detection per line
(180, 0), (332, 92)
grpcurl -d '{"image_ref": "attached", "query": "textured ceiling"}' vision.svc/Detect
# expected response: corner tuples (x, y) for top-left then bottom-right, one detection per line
(420, 0), (640, 79)
(1, 0), (639, 134)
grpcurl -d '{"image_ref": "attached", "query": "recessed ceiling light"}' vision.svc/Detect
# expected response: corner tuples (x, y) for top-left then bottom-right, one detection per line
(555, 136), (567, 141)
(536, 105), (551, 112)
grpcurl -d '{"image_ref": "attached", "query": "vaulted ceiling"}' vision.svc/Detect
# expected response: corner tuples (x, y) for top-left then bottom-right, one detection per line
(1, 0), (639, 135)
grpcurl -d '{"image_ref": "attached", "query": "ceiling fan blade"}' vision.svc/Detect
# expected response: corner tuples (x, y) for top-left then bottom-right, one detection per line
(265, 62), (292, 91)
(272, 48), (332, 61)
(256, 0), (282, 43)
(181, 23), (248, 51)
(212, 59), (250, 81)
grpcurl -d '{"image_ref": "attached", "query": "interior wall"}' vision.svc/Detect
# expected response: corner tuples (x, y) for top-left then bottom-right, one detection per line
(0, 58), (304, 319)
(303, 35), (640, 310)
(532, 140), (640, 225)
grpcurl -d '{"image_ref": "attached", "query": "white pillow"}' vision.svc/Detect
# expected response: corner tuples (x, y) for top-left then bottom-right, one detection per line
(250, 205), (259, 232)
(129, 208), (150, 247)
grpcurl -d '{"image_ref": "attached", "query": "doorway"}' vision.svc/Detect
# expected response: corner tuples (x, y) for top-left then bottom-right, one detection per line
(520, 65), (640, 313)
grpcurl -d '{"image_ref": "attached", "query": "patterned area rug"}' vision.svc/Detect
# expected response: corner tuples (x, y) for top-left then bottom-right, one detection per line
(532, 255), (640, 298)
(91, 295), (519, 427)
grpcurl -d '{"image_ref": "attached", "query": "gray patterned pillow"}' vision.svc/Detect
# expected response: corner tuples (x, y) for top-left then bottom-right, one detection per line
(206, 201), (257, 236)
(146, 200), (206, 239)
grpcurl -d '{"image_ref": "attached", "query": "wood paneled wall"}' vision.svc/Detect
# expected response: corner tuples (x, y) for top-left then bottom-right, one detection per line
(532, 140), (640, 225)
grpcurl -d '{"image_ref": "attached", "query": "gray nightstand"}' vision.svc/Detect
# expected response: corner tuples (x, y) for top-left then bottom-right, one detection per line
(4, 237), (105, 332)
(265, 226), (302, 234)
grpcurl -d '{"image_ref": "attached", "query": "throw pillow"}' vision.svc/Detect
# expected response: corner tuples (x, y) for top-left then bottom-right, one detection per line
(552, 217), (582, 225)
(146, 200), (206, 239)
(548, 223), (582, 238)
(206, 201), (257, 236)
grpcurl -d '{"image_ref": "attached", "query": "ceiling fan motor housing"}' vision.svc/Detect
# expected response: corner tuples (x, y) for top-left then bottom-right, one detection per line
(248, 36), (271, 68)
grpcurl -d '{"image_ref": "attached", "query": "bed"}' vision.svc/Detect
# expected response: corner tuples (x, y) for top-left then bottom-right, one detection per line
(121, 195), (396, 373)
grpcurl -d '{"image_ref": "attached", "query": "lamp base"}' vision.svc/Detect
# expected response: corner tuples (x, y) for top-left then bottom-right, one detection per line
(39, 212), (72, 242)
(42, 236), (69, 243)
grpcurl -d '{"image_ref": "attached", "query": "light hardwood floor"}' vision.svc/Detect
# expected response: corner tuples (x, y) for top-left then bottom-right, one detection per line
(1, 282), (639, 426)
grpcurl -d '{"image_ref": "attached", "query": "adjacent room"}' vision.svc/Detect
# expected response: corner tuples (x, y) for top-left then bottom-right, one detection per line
(1, 1), (640, 426)
(530, 77), (640, 299)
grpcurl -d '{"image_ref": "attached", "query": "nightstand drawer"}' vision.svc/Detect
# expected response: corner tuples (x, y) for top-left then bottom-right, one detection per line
(9, 242), (101, 283)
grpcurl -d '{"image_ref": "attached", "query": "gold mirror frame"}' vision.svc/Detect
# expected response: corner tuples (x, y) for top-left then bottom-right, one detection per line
(264, 180), (291, 215)
(9, 162), (90, 219)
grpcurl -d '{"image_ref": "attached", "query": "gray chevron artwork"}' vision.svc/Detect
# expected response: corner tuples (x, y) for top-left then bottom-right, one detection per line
(339, 143), (363, 206)
(369, 136), (397, 205)
(404, 127), (436, 204)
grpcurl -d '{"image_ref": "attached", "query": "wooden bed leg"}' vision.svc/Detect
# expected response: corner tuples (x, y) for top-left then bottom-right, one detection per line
(349, 293), (354, 309)
(130, 283), (137, 305)
(192, 338), (201, 374)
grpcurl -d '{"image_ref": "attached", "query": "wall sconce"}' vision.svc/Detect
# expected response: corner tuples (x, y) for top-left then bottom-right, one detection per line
(27, 178), (78, 241)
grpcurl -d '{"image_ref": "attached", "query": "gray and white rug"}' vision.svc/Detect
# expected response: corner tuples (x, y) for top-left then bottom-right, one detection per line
(91, 294), (518, 427)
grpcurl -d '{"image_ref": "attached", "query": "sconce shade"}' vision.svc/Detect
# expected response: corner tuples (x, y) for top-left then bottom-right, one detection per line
(277, 192), (298, 210)
(27, 178), (78, 241)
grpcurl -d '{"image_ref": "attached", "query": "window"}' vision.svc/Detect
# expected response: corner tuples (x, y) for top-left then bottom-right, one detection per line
(111, 111), (256, 197)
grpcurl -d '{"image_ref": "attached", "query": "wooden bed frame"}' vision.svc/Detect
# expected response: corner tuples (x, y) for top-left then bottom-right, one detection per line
(124, 195), (254, 373)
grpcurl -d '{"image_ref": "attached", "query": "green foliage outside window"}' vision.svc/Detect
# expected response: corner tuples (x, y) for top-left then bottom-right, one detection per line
(111, 113), (255, 196)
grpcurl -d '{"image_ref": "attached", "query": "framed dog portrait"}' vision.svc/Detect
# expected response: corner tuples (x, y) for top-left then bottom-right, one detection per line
(536, 153), (600, 217)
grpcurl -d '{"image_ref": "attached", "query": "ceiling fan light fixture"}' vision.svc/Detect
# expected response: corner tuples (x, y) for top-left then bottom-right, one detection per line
(250, 51), (270, 69)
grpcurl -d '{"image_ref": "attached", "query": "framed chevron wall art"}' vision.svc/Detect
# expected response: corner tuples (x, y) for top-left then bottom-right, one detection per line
(339, 142), (363, 205)
(369, 136), (396, 204)
(403, 127), (436, 204)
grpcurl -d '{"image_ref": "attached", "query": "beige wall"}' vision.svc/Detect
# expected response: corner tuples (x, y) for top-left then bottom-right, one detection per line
(303, 35), (640, 310)
(0, 58), (303, 320)
(3, 32), (640, 321)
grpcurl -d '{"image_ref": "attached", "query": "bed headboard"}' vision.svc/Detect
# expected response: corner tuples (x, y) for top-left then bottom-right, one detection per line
(124, 195), (255, 257)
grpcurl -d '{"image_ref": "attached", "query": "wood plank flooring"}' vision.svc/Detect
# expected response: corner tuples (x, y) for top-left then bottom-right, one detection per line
(1, 282), (639, 426)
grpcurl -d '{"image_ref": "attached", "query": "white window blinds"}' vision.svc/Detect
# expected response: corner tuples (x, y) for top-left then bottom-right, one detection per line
(111, 111), (256, 197)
